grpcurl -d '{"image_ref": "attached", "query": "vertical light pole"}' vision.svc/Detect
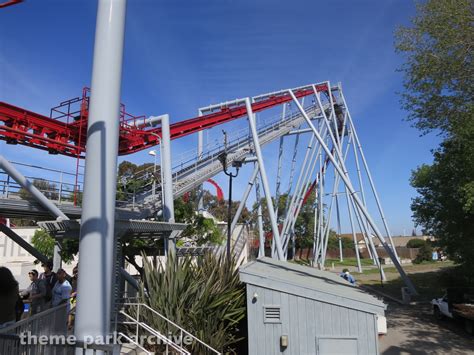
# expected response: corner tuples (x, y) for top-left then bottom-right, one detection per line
(74, 0), (127, 350)
(218, 146), (241, 263)
(149, 150), (158, 197)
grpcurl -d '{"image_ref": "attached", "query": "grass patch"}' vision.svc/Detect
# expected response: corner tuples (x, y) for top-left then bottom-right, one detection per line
(326, 258), (375, 267)
(361, 262), (463, 302)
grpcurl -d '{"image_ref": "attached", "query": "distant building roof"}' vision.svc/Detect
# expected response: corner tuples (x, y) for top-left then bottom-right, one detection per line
(239, 257), (386, 315)
(339, 233), (433, 247)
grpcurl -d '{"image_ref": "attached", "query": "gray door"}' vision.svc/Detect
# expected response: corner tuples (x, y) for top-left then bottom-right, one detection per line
(317, 337), (358, 355)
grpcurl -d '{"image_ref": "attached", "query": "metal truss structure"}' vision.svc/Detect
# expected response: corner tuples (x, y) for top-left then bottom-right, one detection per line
(0, 80), (416, 294)
(0, 1), (417, 346)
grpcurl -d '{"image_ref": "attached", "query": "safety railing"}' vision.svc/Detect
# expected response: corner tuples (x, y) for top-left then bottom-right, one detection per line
(0, 303), (68, 354)
(117, 103), (321, 209)
(0, 161), (83, 205)
(118, 302), (221, 355)
(169, 104), (320, 187)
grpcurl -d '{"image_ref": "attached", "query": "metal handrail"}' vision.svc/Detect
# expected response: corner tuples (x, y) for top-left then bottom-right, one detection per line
(121, 302), (221, 355)
(118, 331), (152, 355)
(119, 309), (190, 354)
(0, 302), (68, 335)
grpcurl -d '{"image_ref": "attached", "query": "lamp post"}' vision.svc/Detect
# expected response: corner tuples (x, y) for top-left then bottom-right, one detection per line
(149, 150), (158, 197)
(218, 149), (242, 263)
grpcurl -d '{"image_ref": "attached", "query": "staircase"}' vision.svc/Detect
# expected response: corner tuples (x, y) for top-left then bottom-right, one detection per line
(116, 302), (221, 355)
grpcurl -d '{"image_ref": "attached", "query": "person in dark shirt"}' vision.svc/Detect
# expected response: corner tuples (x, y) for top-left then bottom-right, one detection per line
(0, 267), (19, 329)
(39, 260), (57, 308)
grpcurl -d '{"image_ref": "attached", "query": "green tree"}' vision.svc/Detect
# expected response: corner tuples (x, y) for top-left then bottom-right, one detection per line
(251, 192), (324, 249)
(413, 242), (433, 264)
(327, 234), (355, 251)
(406, 238), (426, 248)
(395, 0), (473, 136)
(31, 229), (78, 264)
(19, 179), (58, 201)
(174, 193), (224, 246)
(396, 0), (474, 274)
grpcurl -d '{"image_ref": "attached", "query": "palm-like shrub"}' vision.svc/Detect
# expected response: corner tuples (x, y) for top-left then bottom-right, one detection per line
(139, 252), (246, 354)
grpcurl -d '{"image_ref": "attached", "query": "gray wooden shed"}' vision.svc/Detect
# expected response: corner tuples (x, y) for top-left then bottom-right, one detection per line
(239, 257), (386, 355)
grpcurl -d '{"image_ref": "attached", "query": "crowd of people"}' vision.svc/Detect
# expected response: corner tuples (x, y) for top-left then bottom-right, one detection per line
(0, 261), (78, 330)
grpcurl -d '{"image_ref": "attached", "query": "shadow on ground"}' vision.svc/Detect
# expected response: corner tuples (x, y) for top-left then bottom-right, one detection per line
(363, 266), (474, 354)
(380, 302), (473, 355)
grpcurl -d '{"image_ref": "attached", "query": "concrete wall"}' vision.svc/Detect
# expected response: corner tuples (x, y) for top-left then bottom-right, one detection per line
(247, 284), (379, 355)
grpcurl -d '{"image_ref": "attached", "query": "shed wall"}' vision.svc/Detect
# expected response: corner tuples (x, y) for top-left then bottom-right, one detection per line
(247, 284), (379, 355)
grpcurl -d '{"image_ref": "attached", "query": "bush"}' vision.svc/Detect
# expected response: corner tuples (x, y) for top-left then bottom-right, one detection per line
(407, 238), (427, 248)
(139, 253), (246, 353)
(413, 243), (433, 264)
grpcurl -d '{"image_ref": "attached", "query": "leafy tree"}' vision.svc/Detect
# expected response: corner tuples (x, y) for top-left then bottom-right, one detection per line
(252, 192), (325, 249)
(413, 242), (433, 264)
(174, 194), (224, 246)
(327, 234), (355, 251)
(410, 139), (474, 267)
(203, 190), (250, 223)
(396, 0), (474, 274)
(19, 179), (58, 201)
(395, 0), (473, 136)
(116, 161), (160, 201)
(406, 238), (426, 248)
(31, 229), (78, 264)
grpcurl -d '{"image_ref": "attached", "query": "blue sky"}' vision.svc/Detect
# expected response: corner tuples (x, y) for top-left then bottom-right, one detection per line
(0, 0), (439, 235)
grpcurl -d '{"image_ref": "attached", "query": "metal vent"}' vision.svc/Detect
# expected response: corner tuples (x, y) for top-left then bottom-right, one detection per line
(264, 306), (281, 323)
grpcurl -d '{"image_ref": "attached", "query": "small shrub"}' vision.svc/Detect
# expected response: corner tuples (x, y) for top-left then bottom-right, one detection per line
(413, 243), (433, 264)
(139, 253), (246, 354)
(407, 238), (427, 248)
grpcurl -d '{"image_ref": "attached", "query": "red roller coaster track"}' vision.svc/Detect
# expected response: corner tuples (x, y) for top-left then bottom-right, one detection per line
(0, 84), (329, 158)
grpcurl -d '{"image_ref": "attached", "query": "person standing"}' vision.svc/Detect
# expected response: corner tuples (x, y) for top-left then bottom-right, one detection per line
(25, 269), (47, 315)
(51, 268), (72, 312)
(0, 267), (20, 329)
(39, 260), (57, 308)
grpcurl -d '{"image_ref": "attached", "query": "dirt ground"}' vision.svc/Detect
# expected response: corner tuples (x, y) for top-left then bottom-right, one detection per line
(379, 302), (474, 355)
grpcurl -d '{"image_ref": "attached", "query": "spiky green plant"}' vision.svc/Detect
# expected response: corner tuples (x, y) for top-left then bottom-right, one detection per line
(138, 252), (246, 354)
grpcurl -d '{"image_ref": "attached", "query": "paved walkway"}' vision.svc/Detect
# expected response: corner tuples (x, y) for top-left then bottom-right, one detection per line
(379, 302), (474, 354)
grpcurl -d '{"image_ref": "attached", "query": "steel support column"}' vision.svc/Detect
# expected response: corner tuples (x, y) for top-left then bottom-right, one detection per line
(160, 114), (176, 256)
(289, 89), (416, 295)
(197, 111), (204, 214)
(230, 165), (259, 234)
(245, 98), (284, 260)
(74, 0), (127, 351)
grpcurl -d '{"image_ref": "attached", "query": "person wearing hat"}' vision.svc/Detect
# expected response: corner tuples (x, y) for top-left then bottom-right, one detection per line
(51, 268), (72, 312)
(39, 260), (57, 308)
(23, 269), (47, 315)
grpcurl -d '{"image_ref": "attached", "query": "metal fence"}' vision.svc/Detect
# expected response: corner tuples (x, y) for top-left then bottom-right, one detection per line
(0, 303), (120, 354)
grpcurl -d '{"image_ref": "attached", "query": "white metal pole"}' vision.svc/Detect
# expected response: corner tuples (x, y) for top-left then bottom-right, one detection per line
(289, 89), (416, 294)
(340, 89), (399, 260)
(230, 165), (259, 234)
(255, 174), (265, 258)
(75, 0), (127, 351)
(197, 111), (204, 214)
(245, 98), (285, 260)
(160, 114), (175, 255)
